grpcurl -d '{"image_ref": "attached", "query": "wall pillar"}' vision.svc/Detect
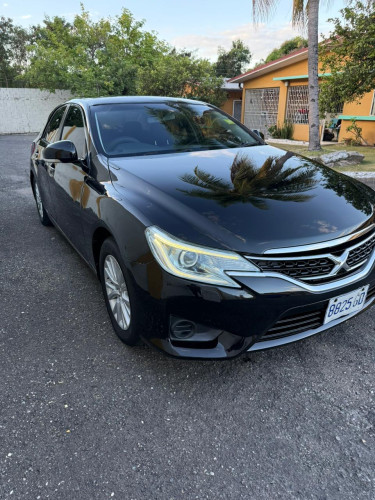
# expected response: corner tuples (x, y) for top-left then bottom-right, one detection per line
(277, 82), (288, 125)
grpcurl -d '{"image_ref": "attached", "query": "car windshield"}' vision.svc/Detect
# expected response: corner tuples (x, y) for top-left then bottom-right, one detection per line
(90, 102), (261, 157)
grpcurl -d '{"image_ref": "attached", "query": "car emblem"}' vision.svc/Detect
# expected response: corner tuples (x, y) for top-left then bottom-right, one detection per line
(330, 250), (350, 276)
(332, 250), (351, 273)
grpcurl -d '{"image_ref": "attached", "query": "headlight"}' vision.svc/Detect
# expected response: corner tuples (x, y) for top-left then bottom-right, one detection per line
(145, 226), (260, 288)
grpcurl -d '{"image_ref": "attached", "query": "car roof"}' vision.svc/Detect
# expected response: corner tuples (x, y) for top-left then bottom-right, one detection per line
(68, 96), (207, 110)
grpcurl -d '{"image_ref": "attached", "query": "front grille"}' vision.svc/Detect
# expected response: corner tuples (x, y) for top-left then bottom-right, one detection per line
(248, 228), (375, 283)
(251, 257), (335, 279)
(367, 284), (375, 301)
(259, 283), (375, 342)
(262, 309), (325, 340)
(347, 234), (375, 268)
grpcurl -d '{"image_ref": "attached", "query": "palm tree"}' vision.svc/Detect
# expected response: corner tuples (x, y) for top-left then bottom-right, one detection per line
(178, 152), (318, 209)
(252, 0), (322, 151)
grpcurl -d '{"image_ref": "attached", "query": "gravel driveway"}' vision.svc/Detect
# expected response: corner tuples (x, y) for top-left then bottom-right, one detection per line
(0, 134), (374, 499)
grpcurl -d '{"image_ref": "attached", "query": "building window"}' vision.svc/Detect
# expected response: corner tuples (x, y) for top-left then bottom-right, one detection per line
(371, 90), (375, 116)
(286, 85), (309, 124)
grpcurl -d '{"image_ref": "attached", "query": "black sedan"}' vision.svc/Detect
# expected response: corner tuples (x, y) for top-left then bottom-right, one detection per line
(30, 97), (375, 359)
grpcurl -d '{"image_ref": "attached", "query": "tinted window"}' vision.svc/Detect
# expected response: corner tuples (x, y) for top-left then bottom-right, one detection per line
(43, 106), (66, 143)
(61, 106), (87, 159)
(90, 102), (261, 157)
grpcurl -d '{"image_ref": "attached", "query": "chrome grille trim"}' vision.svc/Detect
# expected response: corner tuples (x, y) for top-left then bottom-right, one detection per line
(249, 253), (342, 281)
(263, 224), (375, 255)
(228, 247), (375, 293)
(245, 229), (375, 284)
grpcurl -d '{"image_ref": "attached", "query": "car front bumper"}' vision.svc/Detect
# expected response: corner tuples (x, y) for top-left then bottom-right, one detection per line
(134, 253), (375, 359)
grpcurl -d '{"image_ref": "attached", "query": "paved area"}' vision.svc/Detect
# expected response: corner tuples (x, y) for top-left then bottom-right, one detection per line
(267, 138), (336, 146)
(345, 172), (375, 191)
(0, 134), (374, 500)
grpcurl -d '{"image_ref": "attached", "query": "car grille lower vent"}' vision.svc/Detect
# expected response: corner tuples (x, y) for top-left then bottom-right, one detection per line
(247, 229), (375, 284)
(263, 309), (324, 340)
(260, 283), (375, 342)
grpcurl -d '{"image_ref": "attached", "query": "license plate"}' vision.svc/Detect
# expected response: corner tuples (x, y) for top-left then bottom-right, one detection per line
(324, 285), (369, 325)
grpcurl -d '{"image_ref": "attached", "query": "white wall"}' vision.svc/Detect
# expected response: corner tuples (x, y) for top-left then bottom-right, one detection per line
(0, 88), (72, 134)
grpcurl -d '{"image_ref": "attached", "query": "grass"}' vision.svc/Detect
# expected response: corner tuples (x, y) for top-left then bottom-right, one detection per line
(269, 142), (375, 172)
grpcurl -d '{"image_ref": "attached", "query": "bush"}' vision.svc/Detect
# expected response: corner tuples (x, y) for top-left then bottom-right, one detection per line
(268, 121), (294, 139)
(343, 137), (362, 146)
(346, 119), (366, 145)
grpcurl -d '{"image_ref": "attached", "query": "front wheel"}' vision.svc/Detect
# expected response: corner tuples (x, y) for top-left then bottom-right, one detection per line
(99, 238), (142, 346)
(32, 177), (52, 226)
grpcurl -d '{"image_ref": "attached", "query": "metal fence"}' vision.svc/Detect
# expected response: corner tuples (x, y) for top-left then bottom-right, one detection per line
(286, 85), (309, 124)
(244, 88), (280, 137)
(286, 84), (344, 124)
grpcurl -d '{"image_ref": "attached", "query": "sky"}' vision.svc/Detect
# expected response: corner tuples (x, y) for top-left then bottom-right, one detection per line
(1, 0), (347, 64)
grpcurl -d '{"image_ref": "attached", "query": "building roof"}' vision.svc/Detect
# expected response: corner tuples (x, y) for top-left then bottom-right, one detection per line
(221, 78), (242, 91)
(229, 47), (308, 84)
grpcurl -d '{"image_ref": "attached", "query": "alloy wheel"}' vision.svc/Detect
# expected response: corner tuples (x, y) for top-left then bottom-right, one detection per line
(34, 182), (44, 219)
(103, 255), (131, 330)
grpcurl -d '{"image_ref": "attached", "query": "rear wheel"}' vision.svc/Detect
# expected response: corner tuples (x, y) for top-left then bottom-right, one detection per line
(99, 238), (142, 346)
(32, 178), (52, 226)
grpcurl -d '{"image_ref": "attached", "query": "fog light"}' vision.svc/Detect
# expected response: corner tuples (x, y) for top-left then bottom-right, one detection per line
(170, 319), (196, 339)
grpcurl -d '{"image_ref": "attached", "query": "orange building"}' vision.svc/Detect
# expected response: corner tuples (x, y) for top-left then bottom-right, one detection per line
(220, 78), (242, 121)
(229, 47), (375, 145)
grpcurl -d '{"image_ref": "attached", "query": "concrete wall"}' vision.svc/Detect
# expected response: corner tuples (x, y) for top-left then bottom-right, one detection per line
(220, 90), (242, 119)
(0, 88), (72, 134)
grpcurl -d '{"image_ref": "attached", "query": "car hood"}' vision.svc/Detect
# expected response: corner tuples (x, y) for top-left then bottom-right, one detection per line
(109, 145), (375, 254)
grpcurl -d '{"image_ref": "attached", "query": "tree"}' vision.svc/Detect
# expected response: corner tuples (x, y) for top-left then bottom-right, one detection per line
(24, 6), (225, 105)
(251, 1), (322, 151)
(0, 16), (30, 87)
(319, 2), (375, 114)
(215, 40), (252, 78)
(138, 51), (226, 107)
(25, 8), (167, 96)
(264, 36), (308, 63)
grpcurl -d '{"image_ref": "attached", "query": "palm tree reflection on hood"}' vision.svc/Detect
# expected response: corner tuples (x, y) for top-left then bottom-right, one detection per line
(179, 151), (318, 209)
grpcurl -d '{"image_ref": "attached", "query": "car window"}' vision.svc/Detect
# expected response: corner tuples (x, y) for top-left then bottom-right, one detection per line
(90, 102), (261, 157)
(61, 106), (87, 159)
(43, 106), (66, 144)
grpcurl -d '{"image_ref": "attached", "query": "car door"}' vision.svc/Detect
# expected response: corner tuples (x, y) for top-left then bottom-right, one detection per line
(33, 105), (67, 214)
(46, 104), (89, 257)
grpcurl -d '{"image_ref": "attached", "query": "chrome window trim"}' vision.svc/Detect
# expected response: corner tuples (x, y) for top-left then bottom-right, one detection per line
(263, 224), (375, 255)
(228, 247), (375, 293)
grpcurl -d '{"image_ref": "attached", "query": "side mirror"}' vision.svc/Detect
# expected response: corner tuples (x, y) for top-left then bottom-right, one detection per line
(252, 129), (263, 139)
(43, 140), (78, 163)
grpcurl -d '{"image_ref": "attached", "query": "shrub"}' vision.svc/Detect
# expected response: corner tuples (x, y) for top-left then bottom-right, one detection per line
(343, 137), (362, 146)
(346, 119), (366, 145)
(268, 121), (294, 139)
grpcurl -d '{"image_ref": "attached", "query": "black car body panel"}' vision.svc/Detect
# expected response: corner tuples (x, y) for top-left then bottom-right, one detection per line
(30, 96), (375, 359)
(109, 146), (374, 254)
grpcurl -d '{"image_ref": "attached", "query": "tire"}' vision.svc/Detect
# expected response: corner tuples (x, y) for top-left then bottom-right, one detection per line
(32, 177), (52, 226)
(99, 237), (142, 346)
